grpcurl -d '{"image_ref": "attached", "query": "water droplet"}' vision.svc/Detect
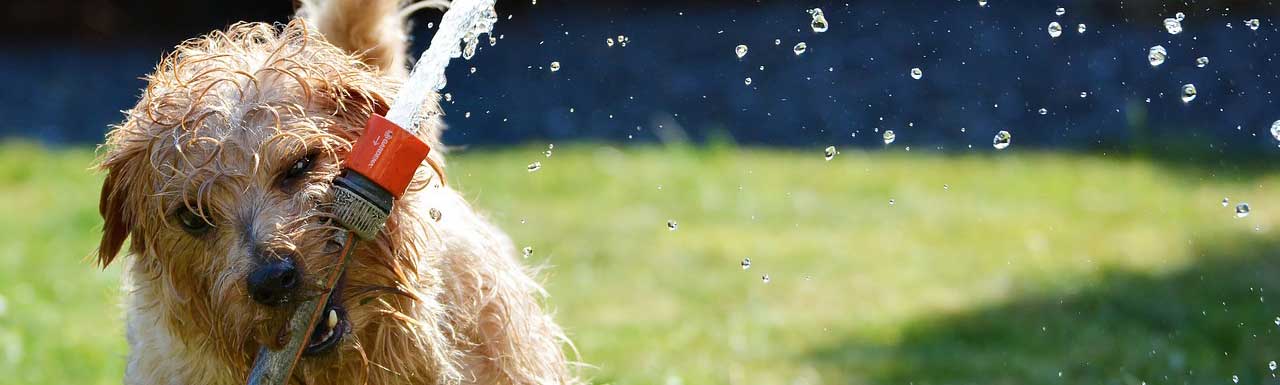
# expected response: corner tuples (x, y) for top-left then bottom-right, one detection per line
(808, 8), (829, 33)
(774, 38), (782, 46)
(1223, 197), (1230, 207)
(993, 130), (1012, 150)
(429, 208), (442, 222)
(527, 162), (542, 172)
(549, 61), (561, 72)
(1273, 316), (1279, 326)
(735, 44), (748, 59)
(522, 246), (533, 258)
(443, 93), (452, 102)
(1077, 23), (1086, 33)
(910, 67), (923, 79)
(1148, 45), (1167, 66)
(743, 77), (752, 86)
(1233, 375), (1240, 383)
(1047, 22), (1063, 38)
(883, 130), (896, 145)
(943, 184), (950, 191)
(1055, 7), (1065, 16)
(823, 146), (838, 160)
(1269, 361), (1276, 371)
(888, 199), (896, 206)
(606, 37), (615, 47)
(977, 0), (987, 6)
(793, 42), (807, 55)
(1196, 56), (1209, 68)
(1180, 84), (1197, 103)
(469, 67), (476, 74)
(1246, 19), (1261, 31)
(1236, 203), (1251, 218)
(1270, 120), (1280, 141)
(761, 274), (771, 284)
(1080, 91), (1088, 98)
(1038, 108), (1048, 115)
(667, 220), (678, 231)
(1164, 18), (1183, 34)
(741, 258), (752, 270)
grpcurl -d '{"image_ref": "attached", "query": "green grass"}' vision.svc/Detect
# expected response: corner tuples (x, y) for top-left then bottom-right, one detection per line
(3, 140), (1280, 385)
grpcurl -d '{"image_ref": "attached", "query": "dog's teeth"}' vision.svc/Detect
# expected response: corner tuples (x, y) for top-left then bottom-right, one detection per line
(328, 309), (338, 328)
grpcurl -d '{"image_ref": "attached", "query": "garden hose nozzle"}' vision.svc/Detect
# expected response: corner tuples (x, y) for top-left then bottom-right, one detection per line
(332, 114), (432, 239)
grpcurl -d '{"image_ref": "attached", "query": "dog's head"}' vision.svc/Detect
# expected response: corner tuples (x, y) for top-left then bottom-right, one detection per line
(95, 20), (444, 376)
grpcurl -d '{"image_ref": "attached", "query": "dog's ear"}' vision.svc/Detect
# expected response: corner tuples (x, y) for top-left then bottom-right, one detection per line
(97, 157), (135, 268)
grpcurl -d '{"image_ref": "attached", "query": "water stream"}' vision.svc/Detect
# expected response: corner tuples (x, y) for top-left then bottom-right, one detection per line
(385, 0), (498, 133)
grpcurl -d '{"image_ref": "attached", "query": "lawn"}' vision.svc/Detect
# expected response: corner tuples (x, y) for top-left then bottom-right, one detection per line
(2, 141), (1279, 385)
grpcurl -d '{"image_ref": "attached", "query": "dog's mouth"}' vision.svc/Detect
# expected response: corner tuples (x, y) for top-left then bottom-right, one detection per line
(302, 278), (349, 356)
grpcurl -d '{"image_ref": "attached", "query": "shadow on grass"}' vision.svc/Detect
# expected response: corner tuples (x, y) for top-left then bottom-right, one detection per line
(808, 238), (1280, 385)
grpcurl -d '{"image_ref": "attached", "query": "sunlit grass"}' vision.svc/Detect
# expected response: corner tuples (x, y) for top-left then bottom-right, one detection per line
(1, 141), (1278, 384)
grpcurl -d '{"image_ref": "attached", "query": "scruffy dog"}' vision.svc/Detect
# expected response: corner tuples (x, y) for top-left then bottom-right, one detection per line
(94, 0), (575, 383)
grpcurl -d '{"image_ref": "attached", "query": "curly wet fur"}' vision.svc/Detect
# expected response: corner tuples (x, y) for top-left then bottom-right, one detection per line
(95, 2), (577, 384)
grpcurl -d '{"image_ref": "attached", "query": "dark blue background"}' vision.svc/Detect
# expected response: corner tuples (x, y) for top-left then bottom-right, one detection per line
(2, 0), (1278, 157)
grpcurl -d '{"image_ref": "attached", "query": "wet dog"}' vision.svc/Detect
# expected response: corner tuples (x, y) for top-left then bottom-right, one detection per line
(95, 0), (576, 383)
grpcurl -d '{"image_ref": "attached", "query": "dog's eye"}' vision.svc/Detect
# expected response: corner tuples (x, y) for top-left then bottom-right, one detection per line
(285, 154), (316, 180)
(175, 207), (213, 235)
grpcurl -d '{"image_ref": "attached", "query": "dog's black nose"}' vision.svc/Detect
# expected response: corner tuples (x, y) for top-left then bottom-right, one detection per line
(247, 255), (301, 306)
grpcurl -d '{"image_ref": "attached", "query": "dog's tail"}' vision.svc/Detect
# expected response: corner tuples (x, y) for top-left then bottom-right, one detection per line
(297, 0), (449, 76)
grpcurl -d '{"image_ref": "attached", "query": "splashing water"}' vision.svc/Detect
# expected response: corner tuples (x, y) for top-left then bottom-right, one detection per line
(735, 44), (748, 59)
(808, 8), (828, 33)
(1055, 7), (1065, 17)
(386, 0), (498, 132)
(1163, 18), (1183, 34)
(993, 130), (1012, 150)
(667, 220), (678, 231)
(1269, 120), (1280, 141)
(910, 67), (923, 79)
(1236, 203), (1251, 218)
(1148, 45), (1167, 66)
(1196, 56), (1209, 68)
(1180, 84), (1197, 103)
(1047, 22), (1062, 38)
(741, 258), (751, 270)
(824, 146), (837, 160)
(883, 130), (897, 145)
(793, 42), (808, 55)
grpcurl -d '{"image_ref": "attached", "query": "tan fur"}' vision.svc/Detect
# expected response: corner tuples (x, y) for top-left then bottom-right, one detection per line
(95, 1), (577, 384)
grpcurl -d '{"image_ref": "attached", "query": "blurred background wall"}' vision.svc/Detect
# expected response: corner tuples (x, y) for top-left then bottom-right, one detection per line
(1, 0), (1277, 158)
